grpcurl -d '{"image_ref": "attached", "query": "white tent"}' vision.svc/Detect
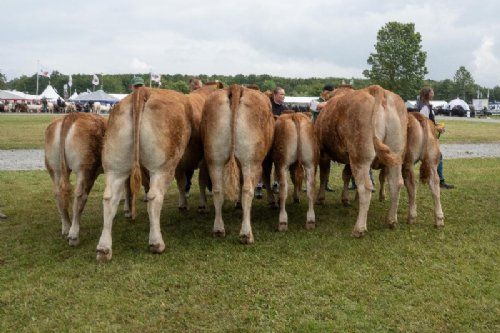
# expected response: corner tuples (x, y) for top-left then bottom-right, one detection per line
(109, 93), (128, 101)
(69, 91), (79, 100)
(448, 98), (470, 111)
(39, 85), (61, 101)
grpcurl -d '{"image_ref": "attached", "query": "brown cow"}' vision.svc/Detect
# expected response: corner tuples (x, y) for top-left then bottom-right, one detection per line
(96, 87), (192, 261)
(315, 85), (407, 237)
(269, 112), (319, 231)
(45, 113), (107, 246)
(201, 84), (275, 244)
(175, 82), (223, 212)
(377, 112), (444, 227)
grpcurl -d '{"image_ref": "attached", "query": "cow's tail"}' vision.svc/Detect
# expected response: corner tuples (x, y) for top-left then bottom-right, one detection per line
(371, 86), (401, 166)
(419, 117), (433, 183)
(291, 113), (304, 183)
(58, 114), (75, 209)
(130, 87), (150, 219)
(224, 84), (242, 201)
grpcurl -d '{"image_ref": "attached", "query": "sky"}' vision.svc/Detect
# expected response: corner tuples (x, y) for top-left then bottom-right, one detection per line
(1, 0), (499, 87)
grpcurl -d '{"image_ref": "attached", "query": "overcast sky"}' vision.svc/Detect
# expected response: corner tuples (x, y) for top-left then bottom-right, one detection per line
(1, 0), (499, 87)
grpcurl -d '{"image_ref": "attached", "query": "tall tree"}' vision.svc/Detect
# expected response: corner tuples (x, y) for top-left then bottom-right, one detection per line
(0, 71), (6, 89)
(363, 21), (427, 100)
(453, 66), (475, 102)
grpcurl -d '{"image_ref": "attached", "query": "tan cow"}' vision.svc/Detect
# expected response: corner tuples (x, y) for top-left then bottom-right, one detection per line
(269, 112), (319, 231)
(200, 84), (275, 244)
(96, 87), (193, 261)
(315, 85), (407, 237)
(45, 113), (107, 245)
(175, 82), (223, 212)
(377, 112), (444, 227)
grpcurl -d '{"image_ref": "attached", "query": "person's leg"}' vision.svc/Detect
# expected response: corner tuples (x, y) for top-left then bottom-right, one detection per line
(438, 154), (455, 189)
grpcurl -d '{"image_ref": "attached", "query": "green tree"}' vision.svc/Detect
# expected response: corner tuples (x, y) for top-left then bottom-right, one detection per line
(0, 71), (7, 89)
(453, 66), (475, 102)
(363, 21), (427, 100)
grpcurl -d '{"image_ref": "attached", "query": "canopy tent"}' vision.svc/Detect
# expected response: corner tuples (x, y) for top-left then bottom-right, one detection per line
(69, 91), (79, 100)
(448, 98), (470, 111)
(72, 90), (119, 104)
(0, 90), (29, 101)
(39, 85), (61, 101)
(109, 93), (128, 101)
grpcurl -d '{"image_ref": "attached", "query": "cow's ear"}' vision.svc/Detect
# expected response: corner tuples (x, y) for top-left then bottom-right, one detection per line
(273, 115), (279, 120)
(217, 82), (224, 89)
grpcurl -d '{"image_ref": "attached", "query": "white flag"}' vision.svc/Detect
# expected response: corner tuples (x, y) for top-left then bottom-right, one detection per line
(150, 73), (161, 83)
(92, 74), (99, 86)
(39, 67), (50, 78)
(68, 74), (73, 87)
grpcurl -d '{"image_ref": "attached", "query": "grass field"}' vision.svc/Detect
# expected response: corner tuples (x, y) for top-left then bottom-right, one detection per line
(0, 158), (498, 332)
(0, 114), (500, 149)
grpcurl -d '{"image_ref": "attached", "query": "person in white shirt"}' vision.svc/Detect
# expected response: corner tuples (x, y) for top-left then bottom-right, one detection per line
(417, 87), (455, 189)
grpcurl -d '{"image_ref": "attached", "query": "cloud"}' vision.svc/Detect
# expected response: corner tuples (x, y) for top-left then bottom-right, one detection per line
(130, 58), (151, 73)
(472, 36), (500, 87)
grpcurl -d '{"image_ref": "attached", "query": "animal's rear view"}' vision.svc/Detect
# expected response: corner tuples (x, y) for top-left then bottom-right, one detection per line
(45, 113), (107, 246)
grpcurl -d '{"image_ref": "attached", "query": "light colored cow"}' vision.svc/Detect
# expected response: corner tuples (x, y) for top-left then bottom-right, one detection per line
(96, 87), (193, 261)
(45, 113), (107, 246)
(175, 82), (223, 212)
(377, 112), (444, 227)
(269, 112), (319, 231)
(315, 85), (407, 237)
(92, 101), (101, 114)
(201, 84), (275, 244)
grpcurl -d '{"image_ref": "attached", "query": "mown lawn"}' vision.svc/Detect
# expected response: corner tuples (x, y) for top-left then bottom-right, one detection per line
(0, 114), (499, 149)
(0, 158), (498, 332)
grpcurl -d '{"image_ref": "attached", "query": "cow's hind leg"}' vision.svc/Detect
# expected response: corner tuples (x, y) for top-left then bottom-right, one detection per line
(429, 166), (444, 227)
(239, 164), (258, 244)
(175, 168), (189, 211)
(50, 169), (71, 238)
(209, 163), (226, 237)
(379, 168), (386, 202)
(67, 169), (98, 246)
(351, 163), (373, 237)
(277, 164), (289, 231)
(304, 163), (316, 230)
(385, 165), (404, 229)
(341, 165), (351, 206)
(198, 161), (210, 213)
(403, 165), (417, 225)
(96, 172), (128, 262)
(147, 171), (172, 254)
(316, 157), (330, 204)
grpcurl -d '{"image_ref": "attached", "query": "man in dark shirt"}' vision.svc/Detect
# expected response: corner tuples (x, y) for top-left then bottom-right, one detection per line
(271, 87), (286, 116)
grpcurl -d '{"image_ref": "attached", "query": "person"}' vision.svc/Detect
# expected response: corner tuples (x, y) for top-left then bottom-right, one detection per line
(310, 84), (335, 192)
(189, 77), (203, 92)
(130, 76), (145, 91)
(270, 86), (287, 116)
(41, 97), (48, 113)
(417, 87), (455, 189)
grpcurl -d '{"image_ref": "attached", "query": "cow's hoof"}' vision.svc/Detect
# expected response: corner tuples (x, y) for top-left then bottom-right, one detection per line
(149, 242), (165, 254)
(293, 197), (300, 204)
(178, 206), (188, 212)
(379, 195), (386, 202)
(305, 221), (316, 230)
(234, 202), (242, 210)
(197, 206), (209, 214)
(213, 229), (226, 238)
(351, 229), (366, 238)
(435, 218), (445, 228)
(315, 199), (325, 206)
(341, 199), (350, 207)
(124, 210), (132, 218)
(277, 222), (288, 232)
(67, 236), (80, 247)
(239, 233), (254, 244)
(407, 215), (417, 225)
(96, 247), (112, 262)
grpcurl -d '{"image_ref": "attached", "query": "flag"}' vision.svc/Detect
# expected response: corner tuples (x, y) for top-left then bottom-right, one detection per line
(150, 72), (161, 83)
(92, 74), (99, 86)
(39, 68), (50, 78)
(68, 74), (73, 87)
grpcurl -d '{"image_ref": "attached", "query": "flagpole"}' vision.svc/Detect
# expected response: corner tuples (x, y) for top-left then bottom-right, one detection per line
(36, 60), (40, 95)
(149, 69), (152, 88)
(101, 73), (103, 91)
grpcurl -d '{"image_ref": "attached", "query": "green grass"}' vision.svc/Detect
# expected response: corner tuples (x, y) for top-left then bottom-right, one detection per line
(0, 158), (499, 332)
(0, 115), (63, 149)
(437, 119), (500, 144)
(0, 115), (499, 149)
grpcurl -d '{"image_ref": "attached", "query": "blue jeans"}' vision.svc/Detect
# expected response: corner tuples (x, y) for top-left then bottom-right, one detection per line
(437, 154), (444, 182)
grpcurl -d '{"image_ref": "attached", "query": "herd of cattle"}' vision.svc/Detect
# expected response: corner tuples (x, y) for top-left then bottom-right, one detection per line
(44, 83), (444, 262)
(0, 100), (111, 114)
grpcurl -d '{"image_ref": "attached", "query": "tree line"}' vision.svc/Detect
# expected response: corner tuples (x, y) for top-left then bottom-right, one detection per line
(2, 22), (499, 103)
